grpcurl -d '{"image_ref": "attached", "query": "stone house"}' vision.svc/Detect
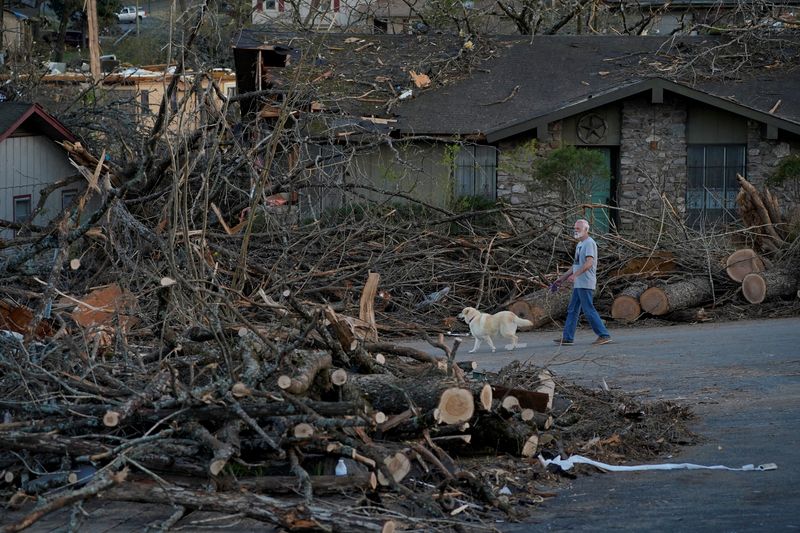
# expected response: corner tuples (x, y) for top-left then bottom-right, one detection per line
(231, 31), (800, 231)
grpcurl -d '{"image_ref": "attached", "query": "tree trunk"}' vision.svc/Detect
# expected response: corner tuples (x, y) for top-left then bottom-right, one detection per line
(611, 281), (648, 322)
(278, 351), (332, 395)
(508, 288), (571, 327)
(640, 278), (712, 316)
(742, 271), (798, 304)
(345, 374), (486, 416)
(725, 248), (765, 282)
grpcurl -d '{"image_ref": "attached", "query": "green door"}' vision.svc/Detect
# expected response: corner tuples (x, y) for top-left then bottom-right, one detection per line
(584, 148), (612, 233)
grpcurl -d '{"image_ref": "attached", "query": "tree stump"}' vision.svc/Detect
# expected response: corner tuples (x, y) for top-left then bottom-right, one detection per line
(742, 271), (798, 304)
(640, 278), (712, 316)
(611, 282), (648, 322)
(725, 249), (765, 282)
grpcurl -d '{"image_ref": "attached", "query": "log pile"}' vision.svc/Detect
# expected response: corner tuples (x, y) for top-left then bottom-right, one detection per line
(0, 294), (569, 530)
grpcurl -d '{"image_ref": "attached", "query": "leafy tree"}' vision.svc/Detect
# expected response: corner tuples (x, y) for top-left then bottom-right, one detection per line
(534, 145), (610, 205)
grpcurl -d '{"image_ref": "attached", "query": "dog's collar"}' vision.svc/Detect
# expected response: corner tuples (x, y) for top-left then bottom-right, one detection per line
(464, 314), (476, 324)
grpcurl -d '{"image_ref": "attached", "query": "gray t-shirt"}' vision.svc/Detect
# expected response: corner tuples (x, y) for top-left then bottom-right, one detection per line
(572, 237), (598, 290)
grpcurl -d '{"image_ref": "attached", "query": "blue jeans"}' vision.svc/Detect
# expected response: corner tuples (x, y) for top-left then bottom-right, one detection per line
(562, 288), (610, 341)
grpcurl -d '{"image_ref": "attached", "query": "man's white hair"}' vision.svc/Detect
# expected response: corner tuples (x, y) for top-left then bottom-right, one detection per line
(575, 219), (590, 232)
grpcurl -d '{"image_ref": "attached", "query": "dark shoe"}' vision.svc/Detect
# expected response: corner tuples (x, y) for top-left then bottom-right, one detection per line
(553, 338), (574, 346)
(592, 336), (613, 346)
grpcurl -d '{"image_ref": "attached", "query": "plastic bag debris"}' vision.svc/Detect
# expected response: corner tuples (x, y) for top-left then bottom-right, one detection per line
(539, 454), (778, 473)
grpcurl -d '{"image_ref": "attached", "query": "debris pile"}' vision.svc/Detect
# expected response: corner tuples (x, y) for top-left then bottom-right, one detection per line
(0, 310), (695, 531)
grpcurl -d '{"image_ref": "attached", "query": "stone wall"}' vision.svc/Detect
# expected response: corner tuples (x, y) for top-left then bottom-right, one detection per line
(496, 123), (567, 230)
(746, 122), (800, 220)
(617, 94), (687, 232)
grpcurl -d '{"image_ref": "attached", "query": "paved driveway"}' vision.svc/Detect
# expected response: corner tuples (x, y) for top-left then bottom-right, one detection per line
(402, 317), (800, 532)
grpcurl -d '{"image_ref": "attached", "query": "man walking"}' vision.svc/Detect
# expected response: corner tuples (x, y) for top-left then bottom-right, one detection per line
(550, 219), (612, 346)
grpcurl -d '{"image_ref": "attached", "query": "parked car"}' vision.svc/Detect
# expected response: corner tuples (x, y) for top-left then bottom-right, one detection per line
(116, 6), (146, 23)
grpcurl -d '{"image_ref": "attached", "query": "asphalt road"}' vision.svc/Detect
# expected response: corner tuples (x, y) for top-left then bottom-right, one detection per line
(2, 317), (798, 531)
(409, 317), (800, 532)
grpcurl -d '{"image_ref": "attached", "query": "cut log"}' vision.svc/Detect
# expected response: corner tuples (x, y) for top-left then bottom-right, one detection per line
(491, 385), (549, 413)
(362, 342), (444, 366)
(103, 411), (120, 428)
(478, 383), (493, 411)
(435, 388), (474, 425)
(377, 452), (411, 486)
(508, 300), (532, 321)
(725, 249), (765, 282)
(742, 271), (798, 304)
(346, 374), (487, 416)
(640, 278), (712, 316)
(293, 423), (315, 439)
(330, 369), (348, 386)
(278, 351), (332, 395)
(456, 361), (478, 372)
(231, 382), (252, 398)
(525, 411), (553, 431)
(521, 435), (539, 458)
(508, 288), (571, 328)
(535, 370), (555, 411)
(501, 396), (520, 411)
(611, 282), (648, 322)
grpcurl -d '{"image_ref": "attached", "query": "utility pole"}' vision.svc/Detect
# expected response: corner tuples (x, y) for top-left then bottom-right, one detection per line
(84, 0), (100, 81)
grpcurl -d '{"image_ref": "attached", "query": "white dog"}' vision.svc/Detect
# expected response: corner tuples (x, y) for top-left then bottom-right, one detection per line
(458, 307), (533, 353)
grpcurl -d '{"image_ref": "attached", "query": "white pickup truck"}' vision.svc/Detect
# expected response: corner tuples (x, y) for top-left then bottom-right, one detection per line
(116, 6), (146, 22)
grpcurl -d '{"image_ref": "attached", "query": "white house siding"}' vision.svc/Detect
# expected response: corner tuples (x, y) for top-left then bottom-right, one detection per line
(0, 134), (77, 239)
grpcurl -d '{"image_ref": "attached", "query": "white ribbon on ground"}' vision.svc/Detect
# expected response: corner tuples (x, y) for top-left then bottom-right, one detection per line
(539, 454), (777, 472)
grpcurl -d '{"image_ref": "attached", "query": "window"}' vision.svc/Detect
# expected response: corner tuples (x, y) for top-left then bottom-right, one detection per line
(13, 195), (32, 223)
(226, 86), (237, 100)
(170, 91), (178, 113)
(140, 90), (151, 114)
(62, 189), (78, 210)
(454, 145), (497, 199)
(686, 144), (745, 227)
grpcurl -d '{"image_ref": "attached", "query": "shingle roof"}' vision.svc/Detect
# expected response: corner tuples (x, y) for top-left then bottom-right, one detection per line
(394, 35), (800, 137)
(0, 102), (77, 143)
(231, 31), (800, 139)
